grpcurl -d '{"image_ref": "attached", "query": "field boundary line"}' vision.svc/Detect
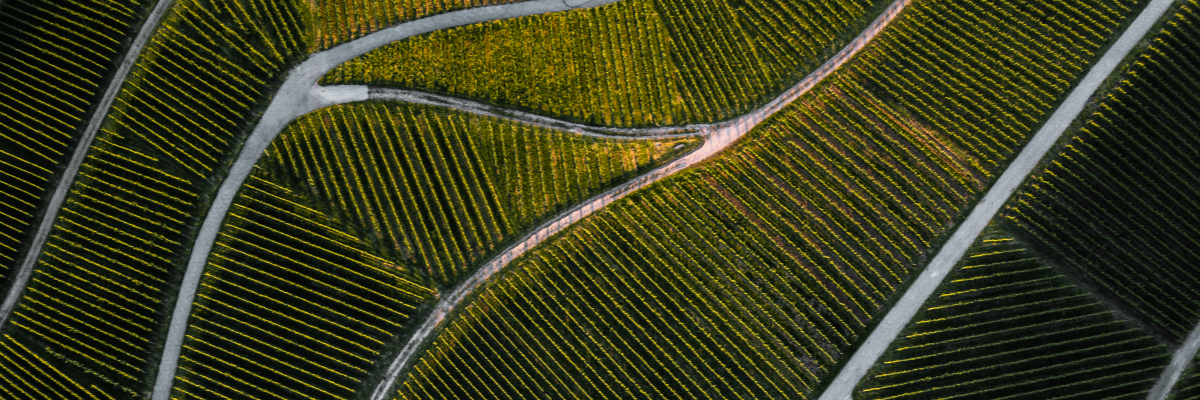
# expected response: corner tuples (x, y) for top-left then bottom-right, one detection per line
(0, 0), (177, 328)
(367, 0), (913, 397)
(815, 0), (1178, 397)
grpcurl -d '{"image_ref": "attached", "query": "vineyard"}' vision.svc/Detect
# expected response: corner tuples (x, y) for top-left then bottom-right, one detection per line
(0, 0), (1190, 397)
(0, 0), (311, 394)
(169, 101), (696, 399)
(385, 0), (1150, 397)
(0, 0), (151, 287)
(1173, 359), (1200, 399)
(1001, 0), (1200, 343)
(321, 0), (887, 127)
(309, 0), (522, 49)
(260, 102), (697, 285)
(171, 173), (435, 399)
(855, 224), (1169, 399)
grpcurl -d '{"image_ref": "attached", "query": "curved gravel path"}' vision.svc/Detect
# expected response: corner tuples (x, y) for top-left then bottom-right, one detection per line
(0, 0), (177, 329)
(369, 87), (709, 138)
(368, 0), (913, 397)
(815, 0), (1178, 398)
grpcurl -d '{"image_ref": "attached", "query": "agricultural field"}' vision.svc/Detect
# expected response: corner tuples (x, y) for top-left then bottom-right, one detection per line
(0, 0), (312, 394)
(0, 0), (152, 289)
(261, 102), (696, 285)
(309, 0), (523, 49)
(1000, 0), (1200, 342)
(0, 0), (1197, 397)
(171, 173), (437, 399)
(854, 224), (1169, 399)
(169, 101), (696, 399)
(1173, 359), (1200, 400)
(385, 0), (1150, 395)
(321, 0), (891, 127)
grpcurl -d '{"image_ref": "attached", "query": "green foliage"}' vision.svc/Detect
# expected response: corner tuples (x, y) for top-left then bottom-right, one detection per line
(856, 224), (1168, 399)
(170, 101), (695, 399)
(172, 174), (434, 399)
(309, 0), (523, 49)
(388, 0), (1149, 397)
(321, 0), (883, 127)
(261, 102), (699, 285)
(0, 0), (151, 291)
(1, 0), (311, 394)
(1002, 0), (1200, 342)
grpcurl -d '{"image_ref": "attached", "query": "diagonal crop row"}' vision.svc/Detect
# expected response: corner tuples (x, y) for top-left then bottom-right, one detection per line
(0, 0), (152, 289)
(855, 224), (1169, 399)
(321, 0), (888, 127)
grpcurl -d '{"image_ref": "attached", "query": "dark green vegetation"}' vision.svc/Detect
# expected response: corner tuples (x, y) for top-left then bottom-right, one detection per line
(310, 0), (523, 49)
(0, 0), (151, 288)
(0, 0), (311, 395)
(322, 0), (890, 127)
(170, 101), (696, 399)
(1001, 0), (1200, 343)
(173, 173), (437, 399)
(385, 0), (1149, 397)
(856, 224), (1169, 399)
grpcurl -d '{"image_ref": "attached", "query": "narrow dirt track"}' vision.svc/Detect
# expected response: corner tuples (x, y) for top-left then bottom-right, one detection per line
(816, 0), (1178, 398)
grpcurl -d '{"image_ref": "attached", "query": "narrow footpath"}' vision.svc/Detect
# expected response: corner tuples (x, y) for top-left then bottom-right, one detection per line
(815, 0), (1178, 397)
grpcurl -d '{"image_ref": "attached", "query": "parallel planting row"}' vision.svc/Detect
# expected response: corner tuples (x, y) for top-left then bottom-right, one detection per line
(323, 0), (886, 127)
(856, 225), (1168, 399)
(391, 76), (988, 399)
(172, 174), (434, 400)
(309, 0), (521, 49)
(169, 100), (695, 399)
(0, 0), (311, 394)
(1001, 0), (1200, 342)
(260, 102), (698, 285)
(385, 0), (1148, 397)
(0, 0), (150, 285)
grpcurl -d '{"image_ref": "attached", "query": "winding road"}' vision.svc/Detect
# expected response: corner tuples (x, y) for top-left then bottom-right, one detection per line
(0, 0), (178, 329)
(815, 0), (1179, 398)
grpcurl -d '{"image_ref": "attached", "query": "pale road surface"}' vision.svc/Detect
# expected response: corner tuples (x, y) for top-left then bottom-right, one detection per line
(0, 0), (178, 329)
(369, 88), (710, 138)
(815, 0), (1178, 398)
(369, 0), (914, 397)
(1149, 320), (1200, 399)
